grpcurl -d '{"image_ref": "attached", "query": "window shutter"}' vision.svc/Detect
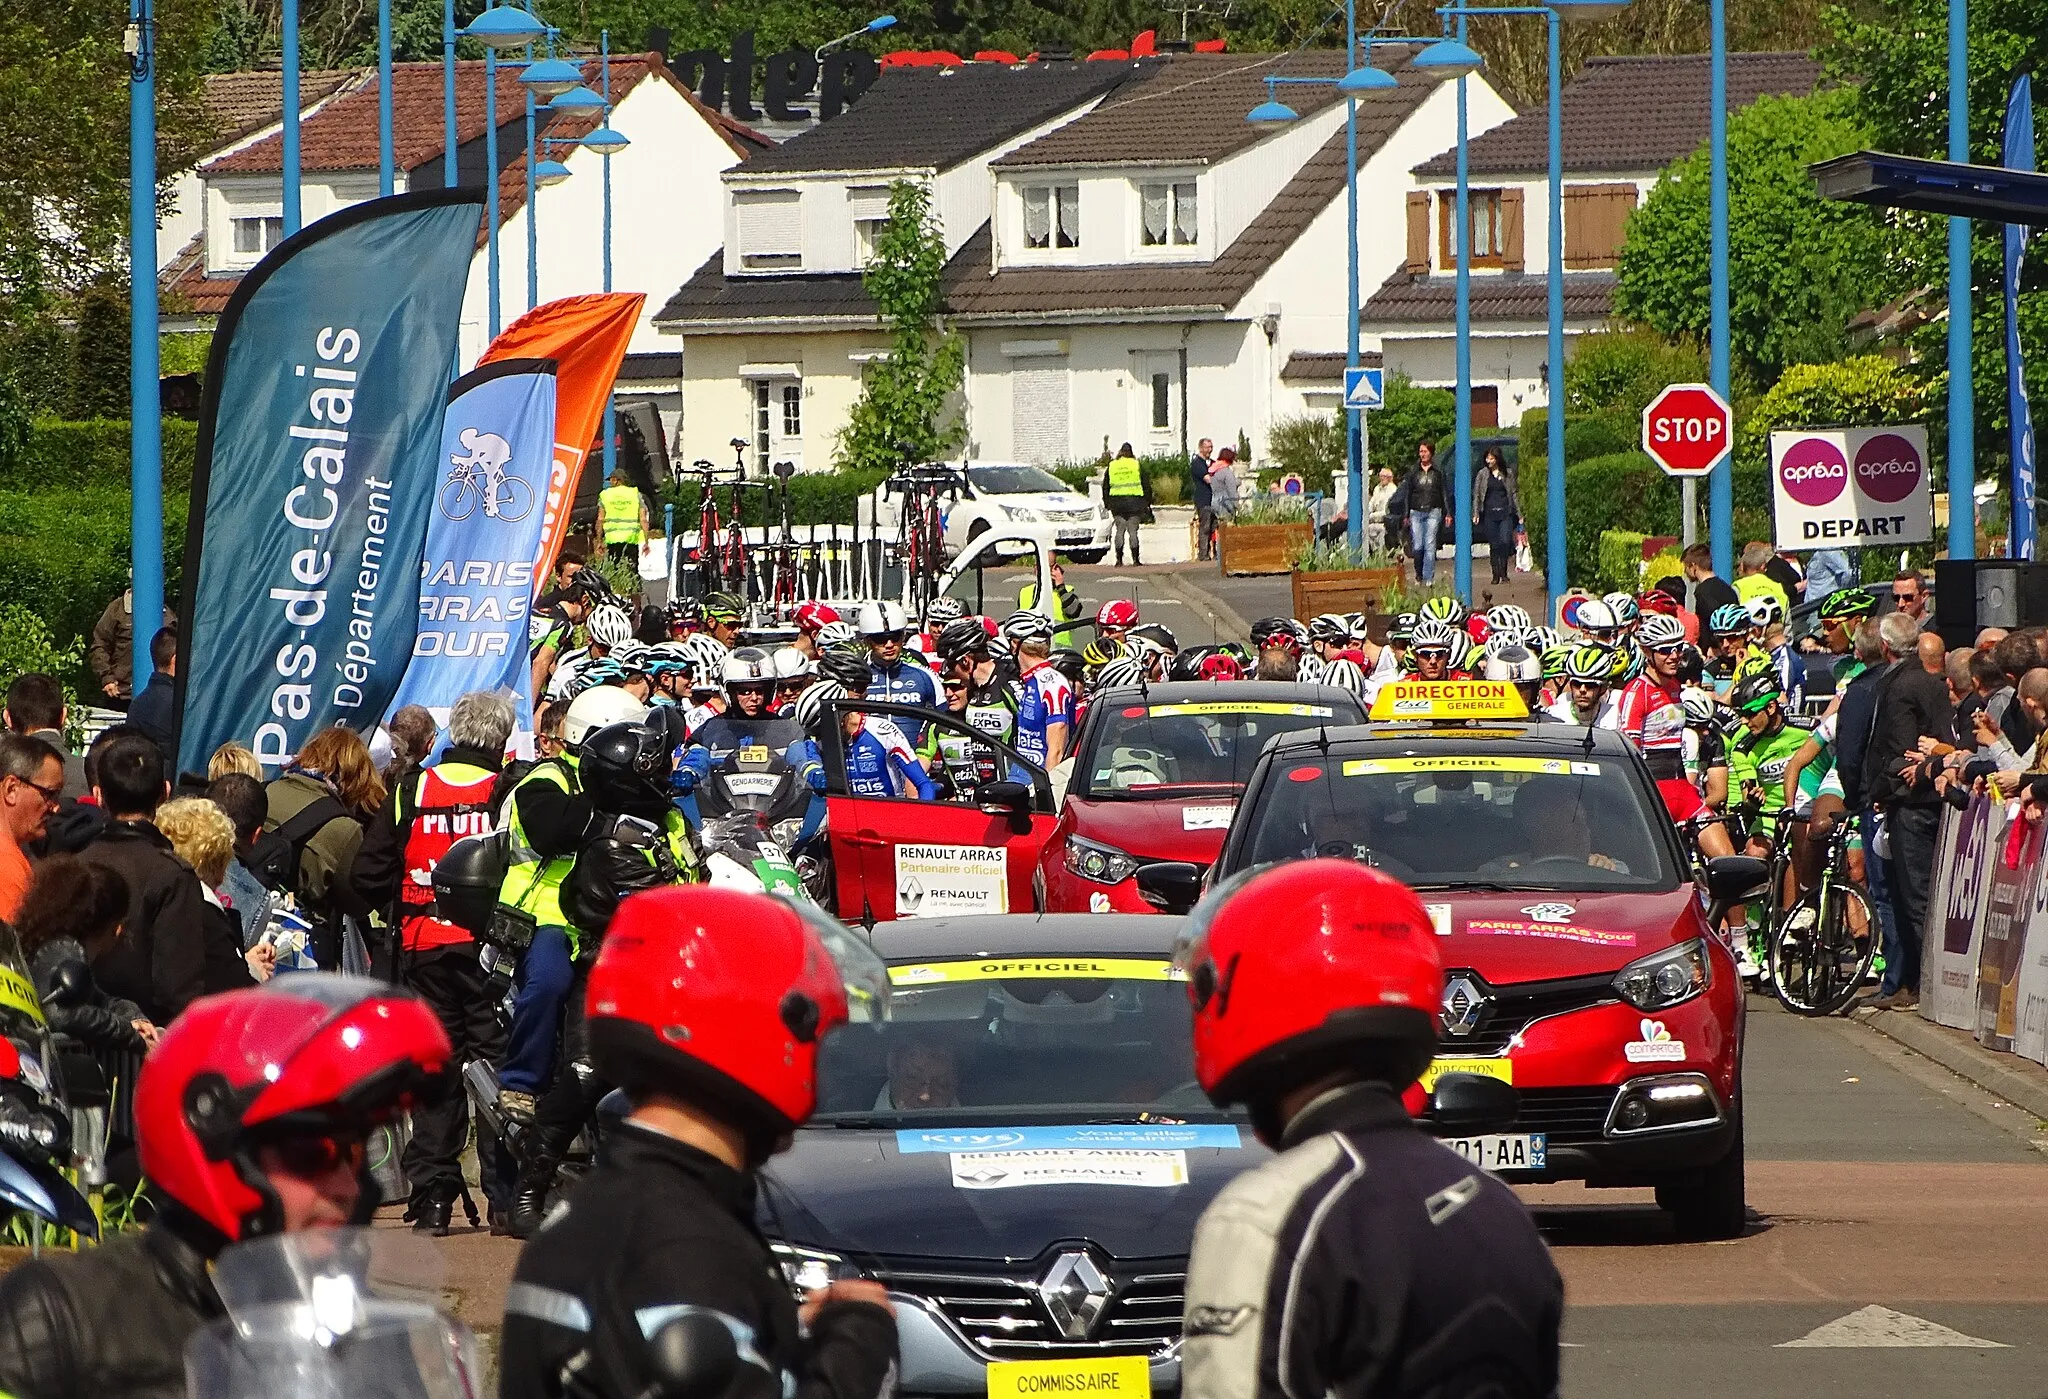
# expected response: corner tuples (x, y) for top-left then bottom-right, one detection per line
(1500, 188), (1525, 272)
(1564, 183), (1638, 269)
(1406, 191), (1430, 274)
(847, 186), (892, 223)
(736, 190), (801, 258)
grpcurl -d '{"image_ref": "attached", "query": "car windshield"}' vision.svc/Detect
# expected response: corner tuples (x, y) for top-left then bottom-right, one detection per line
(1075, 698), (1353, 798)
(813, 956), (1233, 1124)
(1240, 751), (1682, 892)
(968, 464), (1071, 496)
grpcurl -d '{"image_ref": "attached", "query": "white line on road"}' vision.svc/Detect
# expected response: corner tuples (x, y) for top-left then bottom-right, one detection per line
(1777, 1306), (2006, 1348)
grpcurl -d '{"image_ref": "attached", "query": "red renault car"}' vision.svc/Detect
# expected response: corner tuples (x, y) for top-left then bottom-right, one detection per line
(1038, 681), (1365, 914)
(1141, 682), (1762, 1239)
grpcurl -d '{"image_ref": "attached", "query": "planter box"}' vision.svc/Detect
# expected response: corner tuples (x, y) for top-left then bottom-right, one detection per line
(1217, 522), (1312, 576)
(1291, 566), (1402, 619)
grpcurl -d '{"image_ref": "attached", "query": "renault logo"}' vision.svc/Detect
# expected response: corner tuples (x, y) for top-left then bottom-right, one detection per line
(1441, 975), (1487, 1037)
(1037, 1249), (1113, 1340)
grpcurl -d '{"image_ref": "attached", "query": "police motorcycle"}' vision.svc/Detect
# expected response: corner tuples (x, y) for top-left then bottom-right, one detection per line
(693, 742), (819, 902)
(187, 1226), (738, 1399)
(0, 924), (100, 1242)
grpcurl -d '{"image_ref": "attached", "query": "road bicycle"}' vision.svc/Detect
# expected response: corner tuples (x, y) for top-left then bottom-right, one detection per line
(766, 460), (802, 614)
(1766, 809), (1879, 1016)
(882, 461), (962, 616)
(682, 454), (745, 600)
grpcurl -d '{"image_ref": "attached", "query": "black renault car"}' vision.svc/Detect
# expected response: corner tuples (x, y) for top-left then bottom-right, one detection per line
(757, 913), (1258, 1395)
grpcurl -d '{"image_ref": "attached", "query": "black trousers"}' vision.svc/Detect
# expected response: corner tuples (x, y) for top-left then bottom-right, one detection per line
(1885, 802), (1940, 996)
(402, 942), (507, 1208)
(525, 965), (613, 1181)
(1482, 513), (1515, 582)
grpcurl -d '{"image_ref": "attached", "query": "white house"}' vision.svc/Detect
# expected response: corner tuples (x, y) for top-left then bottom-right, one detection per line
(656, 51), (1515, 472)
(161, 55), (763, 417)
(1362, 51), (1823, 429)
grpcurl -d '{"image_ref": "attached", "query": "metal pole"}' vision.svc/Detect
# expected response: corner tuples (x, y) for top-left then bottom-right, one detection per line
(486, 47), (500, 336)
(282, 0), (301, 233)
(1343, 0), (1363, 555)
(525, 50), (538, 312)
(378, 0), (394, 196)
(602, 32), (618, 485)
(442, 0), (457, 186)
(1707, 0), (1732, 578)
(128, 0), (164, 692)
(1452, 13), (1473, 600)
(1543, 7), (1564, 614)
(1949, 0), (1976, 558)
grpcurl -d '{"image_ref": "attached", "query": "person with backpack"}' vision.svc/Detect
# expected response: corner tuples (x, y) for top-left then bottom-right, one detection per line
(261, 727), (385, 971)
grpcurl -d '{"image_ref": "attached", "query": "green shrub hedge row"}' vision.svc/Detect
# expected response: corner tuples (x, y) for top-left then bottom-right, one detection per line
(656, 469), (892, 528)
(4, 419), (199, 493)
(0, 488), (188, 688)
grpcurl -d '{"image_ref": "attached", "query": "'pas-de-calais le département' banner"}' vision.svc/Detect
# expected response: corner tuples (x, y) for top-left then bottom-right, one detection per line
(383, 359), (560, 728)
(175, 191), (483, 775)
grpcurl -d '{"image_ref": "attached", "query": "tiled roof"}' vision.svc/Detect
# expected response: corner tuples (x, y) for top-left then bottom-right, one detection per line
(619, 351), (684, 379)
(947, 60), (1435, 319)
(203, 68), (364, 147)
(160, 234), (240, 316)
(994, 50), (1364, 168)
(655, 252), (880, 326)
(1413, 51), (1822, 177)
(734, 61), (1148, 175)
(204, 54), (744, 176)
(1280, 349), (1381, 381)
(1360, 269), (1617, 323)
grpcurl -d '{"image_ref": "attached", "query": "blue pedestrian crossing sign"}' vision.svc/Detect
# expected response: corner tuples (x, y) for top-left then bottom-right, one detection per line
(1344, 367), (1385, 410)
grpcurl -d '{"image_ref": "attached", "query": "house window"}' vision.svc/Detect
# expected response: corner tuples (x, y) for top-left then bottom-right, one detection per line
(1023, 184), (1080, 250)
(854, 218), (889, 264)
(1139, 181), (1197, 246)
(1151, 372), (1171, 430)
(736, 190), (802, 270)
(1438, 189), (1504, 269)
(232, 216), (284, 257)
(781, 384), (802, 437)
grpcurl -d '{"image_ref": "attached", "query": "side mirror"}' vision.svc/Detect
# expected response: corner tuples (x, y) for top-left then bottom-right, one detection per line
(1428, 1072), (1520, 1135)
(1703, 854), (1770, 904)
(644, 1312), (740, 1399)
(46, 960), (91, 1009)
(1135, 861), (1204, 915)
(977, 780), (1032, 815)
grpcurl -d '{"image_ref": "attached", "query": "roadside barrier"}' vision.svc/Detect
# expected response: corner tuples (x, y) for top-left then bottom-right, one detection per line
(1920, 793), (2048, 1063)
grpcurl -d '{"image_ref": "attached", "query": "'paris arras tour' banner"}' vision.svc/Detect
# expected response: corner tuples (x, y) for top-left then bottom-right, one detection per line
(175, 191), (483, 775)
(477, 292), (644, 587)
(383, 359), (560, 728)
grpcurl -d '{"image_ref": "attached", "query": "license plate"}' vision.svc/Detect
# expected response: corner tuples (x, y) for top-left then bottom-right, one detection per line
(1057, 530), (1095, 544)
(1444, 1133), (1546, 1172)
(987, 1356), (1151, 1399)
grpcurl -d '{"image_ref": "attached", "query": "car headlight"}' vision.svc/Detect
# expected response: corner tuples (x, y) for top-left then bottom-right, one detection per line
(770, 1243), (857, 1299)
(999, 504), (1041, 522)
(1065, 835), (1143, 885)
(1612, 938), (1710, 1011)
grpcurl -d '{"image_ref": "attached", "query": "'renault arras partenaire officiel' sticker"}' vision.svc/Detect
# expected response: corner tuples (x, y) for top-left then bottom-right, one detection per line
(1625, 1018), (1687, 1063)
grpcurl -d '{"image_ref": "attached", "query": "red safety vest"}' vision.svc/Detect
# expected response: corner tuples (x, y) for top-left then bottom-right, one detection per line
(399, 763), (499, 953)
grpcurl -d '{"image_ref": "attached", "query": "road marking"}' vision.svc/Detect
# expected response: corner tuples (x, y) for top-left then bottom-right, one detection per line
(1776, 1305), (2006, 1348)
(1101, 576), (1140, 586)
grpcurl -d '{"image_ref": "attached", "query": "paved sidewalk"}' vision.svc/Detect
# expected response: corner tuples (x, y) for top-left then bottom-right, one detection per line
(1849, 1006), (2048, 1125)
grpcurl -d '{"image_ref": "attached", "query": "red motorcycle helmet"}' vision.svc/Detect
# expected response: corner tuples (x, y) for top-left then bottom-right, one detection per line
(135, 976), (453, 1243)
(586, 886), (891, 1159)
(793, 601), (841, 636)
(1096, 598), (1140, 630)
(1636, 589), (1680, 617)
(1198, 651), (1243, 681)
(1174, 860), (1442, 1141)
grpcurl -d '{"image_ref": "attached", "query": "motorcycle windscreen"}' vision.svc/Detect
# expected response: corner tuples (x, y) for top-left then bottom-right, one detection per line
(0, 1152), (97, 1238)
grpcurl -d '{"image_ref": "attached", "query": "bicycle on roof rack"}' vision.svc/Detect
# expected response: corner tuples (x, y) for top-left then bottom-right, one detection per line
(881, 457), (964, 616)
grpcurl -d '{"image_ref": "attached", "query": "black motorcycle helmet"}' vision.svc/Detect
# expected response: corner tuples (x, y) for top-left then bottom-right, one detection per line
(1046, 648), (1087, 687)
(936, 618), (992, 665)
(817, 647), (875, 692)
(579, 721), (674, 819)
(1167, 646), (1215, 682)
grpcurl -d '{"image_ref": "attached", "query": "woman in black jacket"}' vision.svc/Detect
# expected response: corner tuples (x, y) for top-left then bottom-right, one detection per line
(14, 855), (150, 1055)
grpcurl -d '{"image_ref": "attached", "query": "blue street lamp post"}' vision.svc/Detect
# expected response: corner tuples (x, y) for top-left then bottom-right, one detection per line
(282, 0), (301, 233)
(465, 6), (549, 339)
(378, 0), (394, 196)
(128, 0), (164, 689)
(1949, 0), (1974, 558)
(1708, 0), (1731, 577)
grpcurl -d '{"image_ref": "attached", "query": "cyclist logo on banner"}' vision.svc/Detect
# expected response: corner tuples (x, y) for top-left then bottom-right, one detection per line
(441, 427), (535, 522)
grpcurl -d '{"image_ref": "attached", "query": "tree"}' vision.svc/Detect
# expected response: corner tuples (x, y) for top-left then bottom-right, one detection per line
(69, 284), (131, 420)
(1614, 89), (1891, 384)
(1733, 356), (1932, 470)
(1563, 327), (1706, 418)
(835, 180), (966, 472)
(1367, 374), (1454, 473)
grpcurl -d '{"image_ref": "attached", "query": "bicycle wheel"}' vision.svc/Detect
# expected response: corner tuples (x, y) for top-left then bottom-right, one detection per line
(439, 476), (478, 521)
(1768, 881), (1877, 1016)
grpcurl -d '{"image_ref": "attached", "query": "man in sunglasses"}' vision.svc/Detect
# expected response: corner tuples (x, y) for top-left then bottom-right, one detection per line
(0, 976), (451, 1399)
(857, 600), (940, 745)
(0, 734), (62, 921)
(1891, 570), (1936, 633)
(1616, 615), (1730, 854)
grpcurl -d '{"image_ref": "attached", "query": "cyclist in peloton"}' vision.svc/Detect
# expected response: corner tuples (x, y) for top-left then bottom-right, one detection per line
(860, 601), (941, 743)
(1727, 669), (1815, 973)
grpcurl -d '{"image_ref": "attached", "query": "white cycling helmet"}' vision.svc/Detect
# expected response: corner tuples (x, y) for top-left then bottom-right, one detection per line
(1321, 658), (1366, 695)
(818, 620), (860, 648)
(856, 600), (910, 637)
(1744, 594), (1784, 629)
(925, 597), (967, 627)
(1638, 613), (1687, 649)
(562, 685), (649, 749)
(1573, 599), (1619, 639)
(1296, 654), (1329, 686)
(772, 646), (817, 680)
(681, 633), (728, 678)
(723, 646), (775, 688)
(587, 604), (633, 647)
(1002, 611), (1055, 644)
(611, 639), (650, 672)
(1482, 644), (1543, 685)
(1093, 657), (1147, 691)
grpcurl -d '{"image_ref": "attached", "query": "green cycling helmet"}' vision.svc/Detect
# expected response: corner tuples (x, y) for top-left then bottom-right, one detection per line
(1419, 595), (1468, 627)
(1564, 644), (1614, 683)
(1818, 588), (1877, 621)
(1730, 669), (1784, 715)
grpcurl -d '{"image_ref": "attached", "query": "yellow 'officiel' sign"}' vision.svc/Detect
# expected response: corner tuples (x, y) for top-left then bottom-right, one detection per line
(1368, 679), (1529, 722)
(1341, 755), (1601, 776)
(889, 958), (1185, 986)
(1146, 702), (1336, 719)
(987, 1356), (1152, 1399)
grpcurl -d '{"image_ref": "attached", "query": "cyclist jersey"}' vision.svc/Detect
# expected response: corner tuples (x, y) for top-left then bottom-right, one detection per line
(1729, 717), (1815, 839)
(1683, 724), (1728, 791)
(1765, 642), (1806, 710)
(918, 723), (1004, 799)
(963, 681), (1019, 747)
(1543, 694), (1618, 728)
(1833, 654), (1868, 687)
(868, 657), (942, 742)
(1615, 674), (1686, 778)
(846, 724), (935, 800)
(545, 647), (593, 701)
(1791, 710), (1841, 813)
(1014, 662), (1075, 769)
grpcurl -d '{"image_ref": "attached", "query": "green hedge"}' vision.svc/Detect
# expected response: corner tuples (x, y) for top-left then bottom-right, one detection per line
(657, 469), (890, 528)
(1516, 406), (1640, 471)
(5, 419), (199, 493)
(1519, 451), (1773, 590)
(0, 488), (188, 688)
(1597, 531), (1651, 595)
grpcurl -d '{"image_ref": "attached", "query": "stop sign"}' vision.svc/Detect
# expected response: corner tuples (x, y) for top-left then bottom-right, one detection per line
(1641, 383), (1733, 477)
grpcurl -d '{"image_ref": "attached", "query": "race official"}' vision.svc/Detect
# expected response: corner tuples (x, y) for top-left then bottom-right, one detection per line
(1176, 860), (1562, 1399)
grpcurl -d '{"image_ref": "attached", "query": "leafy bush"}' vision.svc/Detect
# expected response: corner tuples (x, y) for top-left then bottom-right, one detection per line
(1597, 531), (1651, 594)
(658, 469), (891, 528)
(1644, 549), (1684, 590)
(1228, 494), (1313, 525)
(1369, 375), (1455, 473)
(1520, 451), (1775, 591)
(4, 419), (199, 492)
(0, 488), (188, 690)
(1293, 540), (1402, 573)
(1517, 406), (1640, 470)
(1265, 412), (1345, 494)
(1733, 356), (1931, 472)
(1564, 329), (1708, 419)
(0, 606), (86, 747)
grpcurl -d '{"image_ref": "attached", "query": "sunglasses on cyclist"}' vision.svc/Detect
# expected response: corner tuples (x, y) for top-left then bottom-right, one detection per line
(1567, 679), (1606, 692)
(942, 678), (968, 692)
(1649, 643), (1685, 656)
(263, 1129), (368, 1180)
(866, 631), (906, 645)
(1413, 646), (1452, 660)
